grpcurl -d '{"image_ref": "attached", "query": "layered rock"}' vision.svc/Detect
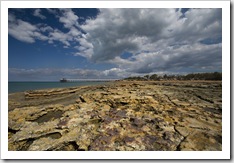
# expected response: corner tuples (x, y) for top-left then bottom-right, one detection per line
(8, 81), (222, 151)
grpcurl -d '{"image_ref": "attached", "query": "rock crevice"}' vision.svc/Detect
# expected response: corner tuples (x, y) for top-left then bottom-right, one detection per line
(8, 81), (222, 151)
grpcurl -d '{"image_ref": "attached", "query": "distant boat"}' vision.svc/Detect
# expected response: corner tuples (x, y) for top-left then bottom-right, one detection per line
(60, 78), (68, 82)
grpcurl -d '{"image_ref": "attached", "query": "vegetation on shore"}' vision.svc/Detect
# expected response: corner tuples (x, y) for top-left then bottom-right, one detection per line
(124, 72), (222, 81)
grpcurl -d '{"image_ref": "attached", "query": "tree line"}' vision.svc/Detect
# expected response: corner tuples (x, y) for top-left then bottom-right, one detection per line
(124, 72), (222, 81)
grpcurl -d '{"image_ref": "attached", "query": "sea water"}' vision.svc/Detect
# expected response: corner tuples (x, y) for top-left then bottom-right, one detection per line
(8, 81), (106, 93)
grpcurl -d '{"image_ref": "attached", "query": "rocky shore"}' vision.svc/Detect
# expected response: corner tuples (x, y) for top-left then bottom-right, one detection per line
(8, 80), (222, 151)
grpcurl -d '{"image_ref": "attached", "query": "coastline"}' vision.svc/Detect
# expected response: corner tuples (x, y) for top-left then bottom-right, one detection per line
(8, 80), (222, 151)
(8, 81), (114, 111)
(8, 81), (109, 94)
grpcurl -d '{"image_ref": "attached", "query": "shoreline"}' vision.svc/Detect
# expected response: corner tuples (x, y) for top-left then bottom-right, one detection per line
(8, 79), (221, 94)
(8, 80), (221, 109)
(8, 81), (110, 94)
(8, 80), (222, 151)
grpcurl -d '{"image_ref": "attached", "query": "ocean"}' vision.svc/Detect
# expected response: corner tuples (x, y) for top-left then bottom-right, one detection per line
(8, 81), (107, 94)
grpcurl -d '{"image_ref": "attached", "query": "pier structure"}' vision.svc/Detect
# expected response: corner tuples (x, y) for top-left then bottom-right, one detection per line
(60, 78), (117, 82)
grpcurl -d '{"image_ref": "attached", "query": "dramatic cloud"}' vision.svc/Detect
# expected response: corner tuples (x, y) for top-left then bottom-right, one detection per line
(79, 9), (181, 61)
(8, 8), (222, 80)
(78, 8), (222, 74)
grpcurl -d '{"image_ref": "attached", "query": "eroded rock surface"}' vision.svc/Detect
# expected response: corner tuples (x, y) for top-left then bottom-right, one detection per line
(8, 81), (222, 151)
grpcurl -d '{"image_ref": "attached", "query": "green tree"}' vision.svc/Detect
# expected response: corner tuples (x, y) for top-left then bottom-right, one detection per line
(150, 74), (158, 80)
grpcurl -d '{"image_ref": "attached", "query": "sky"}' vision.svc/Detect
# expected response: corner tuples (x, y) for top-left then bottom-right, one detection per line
(8, 8), (222, 81)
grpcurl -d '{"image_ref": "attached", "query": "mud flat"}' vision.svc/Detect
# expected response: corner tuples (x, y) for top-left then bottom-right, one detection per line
(8, 80), (222, 151)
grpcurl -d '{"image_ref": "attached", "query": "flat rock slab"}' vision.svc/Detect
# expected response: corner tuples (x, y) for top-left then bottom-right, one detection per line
(8, 81), (222, 151)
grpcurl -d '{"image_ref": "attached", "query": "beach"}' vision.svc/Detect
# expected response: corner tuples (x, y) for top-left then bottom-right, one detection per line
(8, 80), (222, 151)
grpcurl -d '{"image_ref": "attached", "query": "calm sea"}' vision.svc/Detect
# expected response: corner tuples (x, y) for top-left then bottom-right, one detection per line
(8, 81), (106, 94)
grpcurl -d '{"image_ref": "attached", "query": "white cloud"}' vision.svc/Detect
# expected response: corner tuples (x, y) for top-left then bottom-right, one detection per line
(33, 31), (48, 41)
(9, 9), (82, 47)
(59, 9), (79, 29)
(48, 29), (73, 46)
(103, 68), (129, 78)
(8, 14), (49, 43)
(9, 68), (116, 81)
(33, 9), (46, 19)
(73, 37), (94, 58)
(78, 8), (222, 74)
(49, 9), (83, 47)
(129, 43), (222, 73)
(68, 27), (81, 37)
(9, 8), (222, 79)
(40, 26), (53, 32)
(80, 8), (182, 61)
(167, 8), (222, 44)
(9, 67), (180, 81)
(46, 8), (58, 15)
